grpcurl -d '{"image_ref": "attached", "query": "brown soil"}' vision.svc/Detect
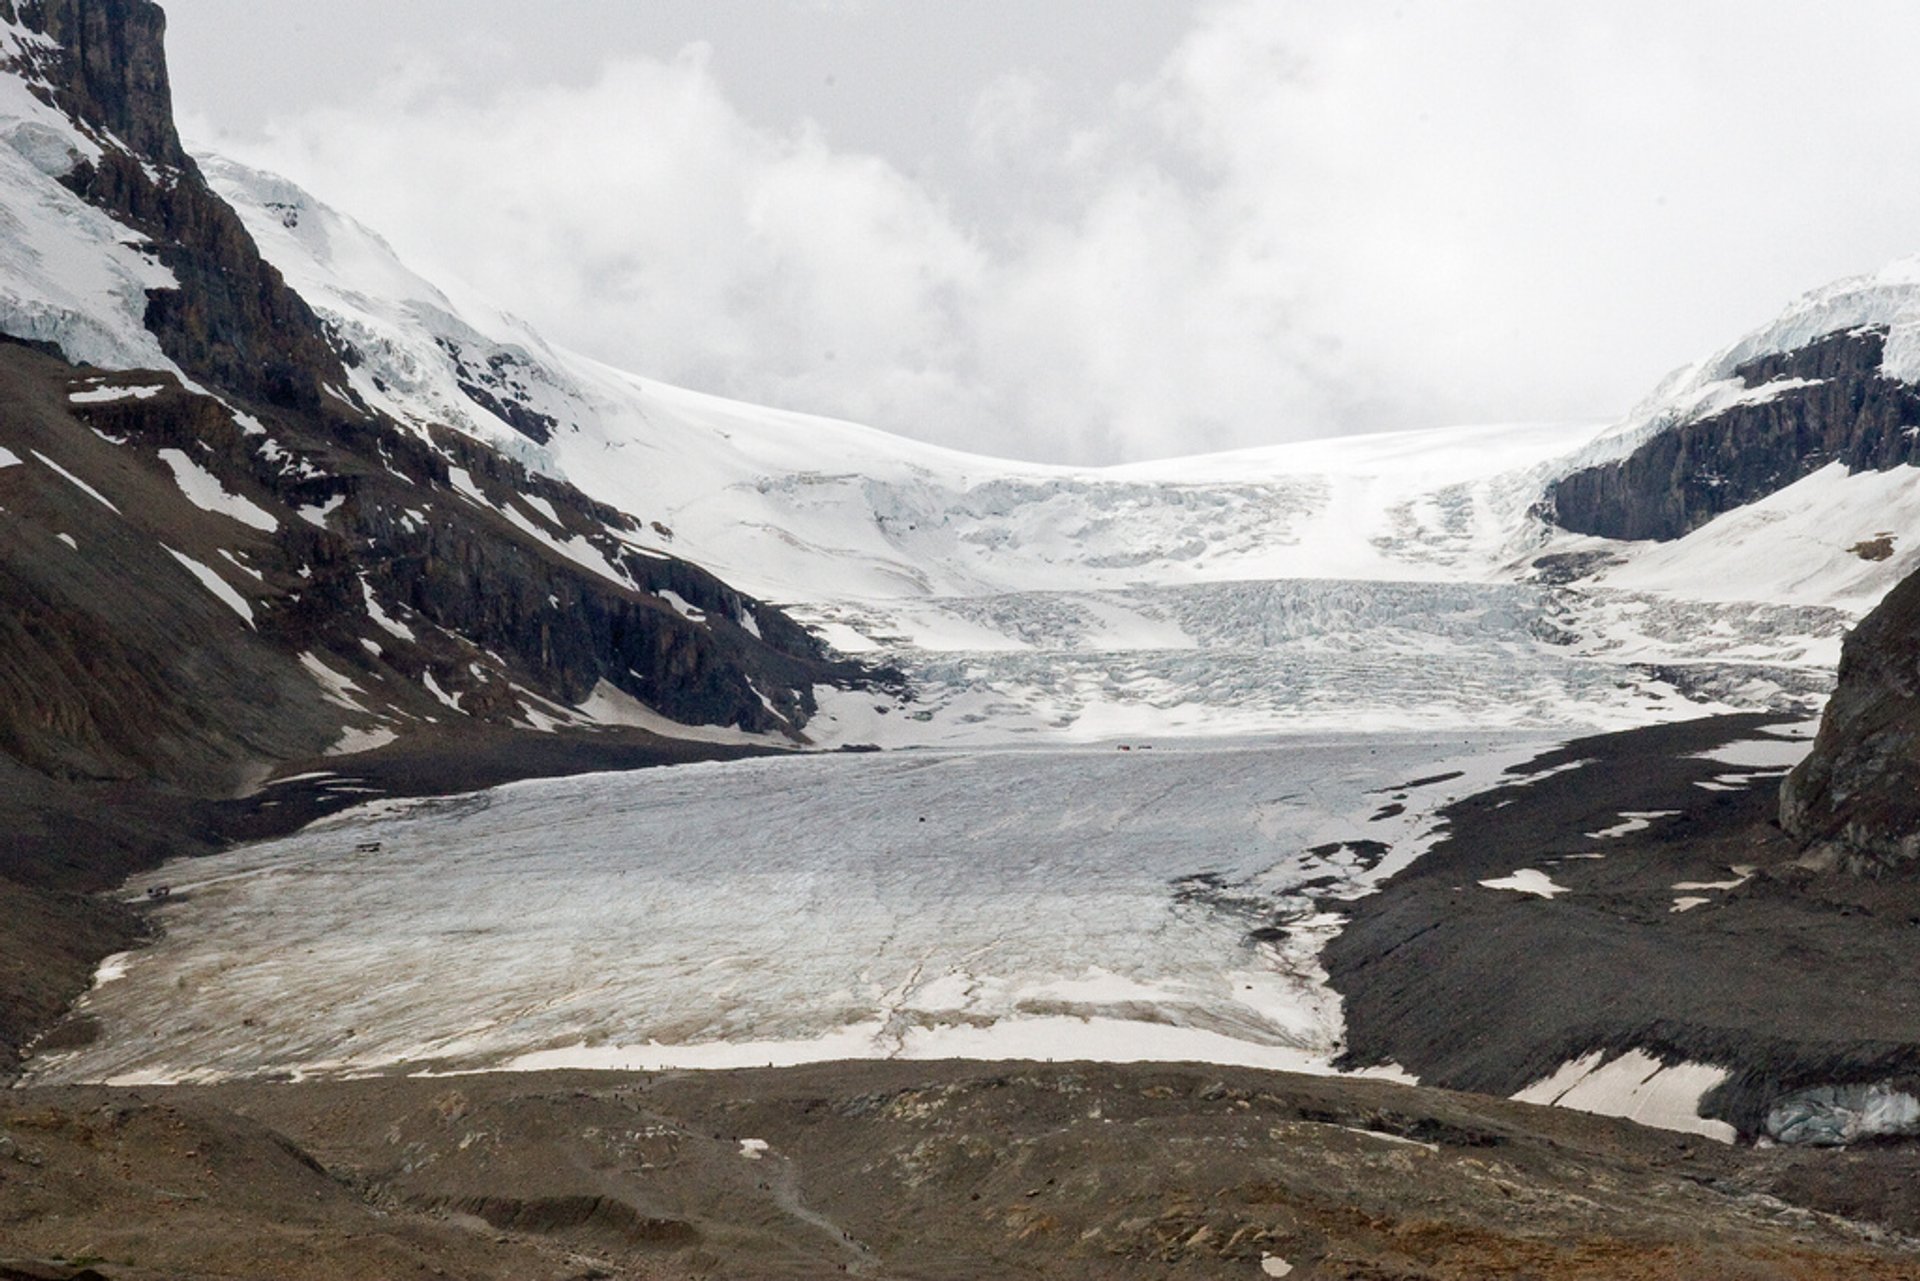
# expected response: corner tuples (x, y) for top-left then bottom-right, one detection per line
(2, 1062), (1915, 1281)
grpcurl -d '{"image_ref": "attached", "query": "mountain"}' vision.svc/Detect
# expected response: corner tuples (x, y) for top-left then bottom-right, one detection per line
(0, 0), (878, 1069)
(9, 3), (1920, 1273)
(1533, 255), (1920, 878)
(1548, 266), (1920, 543)
(3, 2), (1915, 790)
(199, 155), (1920, 751)
(0, 0), (874, 779)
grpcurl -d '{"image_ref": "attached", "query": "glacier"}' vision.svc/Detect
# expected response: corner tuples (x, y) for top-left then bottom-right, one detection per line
(186, 155), (1914, 749)
(26, 734), (1549, 1087)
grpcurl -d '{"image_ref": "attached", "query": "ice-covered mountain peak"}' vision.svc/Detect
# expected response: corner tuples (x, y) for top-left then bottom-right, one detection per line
(1576, 253), (1920, 469)
(0, 26), (179, 373)
(187, 148), (1920, 746)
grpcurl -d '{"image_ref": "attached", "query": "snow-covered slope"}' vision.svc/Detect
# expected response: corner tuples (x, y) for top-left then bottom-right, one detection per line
(1578, 255), (1920, 468)
(191, 155), (1920, 743)
(204, 157), (1591, 602)
(199, 156), (1920, 608)
(0, 18), (182, 373)
(0, 12), (877, 797)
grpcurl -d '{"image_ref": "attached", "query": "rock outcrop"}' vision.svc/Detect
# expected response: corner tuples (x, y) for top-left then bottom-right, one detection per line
(1782, 563), (1920, 872)
(5, 0), (353, 409)
(1549, 326), (1920, 542)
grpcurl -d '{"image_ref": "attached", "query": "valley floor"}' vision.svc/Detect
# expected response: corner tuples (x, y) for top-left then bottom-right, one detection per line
(4, 1060), (1920, 1281)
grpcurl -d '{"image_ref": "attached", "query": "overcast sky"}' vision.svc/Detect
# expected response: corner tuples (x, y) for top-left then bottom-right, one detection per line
(162, 1), (1920, 464)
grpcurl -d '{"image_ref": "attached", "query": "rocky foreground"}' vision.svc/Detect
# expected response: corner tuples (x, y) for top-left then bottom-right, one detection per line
(4, 1061), (1919, 1281)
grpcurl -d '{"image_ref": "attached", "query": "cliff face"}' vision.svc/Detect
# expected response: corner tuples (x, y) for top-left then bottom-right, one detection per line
(5, 0), (351, 409)
(7, 0), (180, 161)
(1781, 564), (1920, 872)
(1549, 327), (1920, 542)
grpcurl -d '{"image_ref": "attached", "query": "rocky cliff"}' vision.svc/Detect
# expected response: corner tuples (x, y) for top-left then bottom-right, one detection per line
(4, 0), (351, 409)
(1548, 326), (1920, 542)
(1782, 563), (1920, 871)
(0, 0), (879, 792)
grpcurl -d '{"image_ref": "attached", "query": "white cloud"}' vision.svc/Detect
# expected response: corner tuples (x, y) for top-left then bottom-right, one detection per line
(198, 0), (1920, 463)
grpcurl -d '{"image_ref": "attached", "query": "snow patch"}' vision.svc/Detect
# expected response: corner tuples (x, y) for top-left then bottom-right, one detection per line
(496, 501), (634, 590)
(327, 725), (399, 757)
(1585, 810), (1680, 840)
(157, 448), (277, 531)
(297, 494), (345, 528)
(92, 953), (132, 987)
(360, 579), (416, 640)
(1513, 1049), (1736, 1142)
(1690, 736), (1814, 770)
(219, 549), (262, 581)
(299, 653), (368, 712)
(1477, 869), (1568, 899)
(162, 546), (254, 626)
(445, 466), (486, 505)
(573, 678), (781, 746)
(70, 383), (164, 404)
(31, 450), (118, 512)
(1672, 867), (1754, 893)
(420, 671), (463, 714)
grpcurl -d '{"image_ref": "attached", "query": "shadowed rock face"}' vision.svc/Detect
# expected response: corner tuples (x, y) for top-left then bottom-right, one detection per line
(1549, 327), (1920, 542)
(1783, 564), (1920, 873)
(8, 0), (178, 162)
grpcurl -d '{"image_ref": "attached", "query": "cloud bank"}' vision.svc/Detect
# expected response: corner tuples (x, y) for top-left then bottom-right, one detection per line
(196, 0), (1920, 463)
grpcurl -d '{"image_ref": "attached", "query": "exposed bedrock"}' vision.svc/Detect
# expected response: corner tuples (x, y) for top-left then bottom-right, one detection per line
(1549, 327), (1920, 542)
(1783, 561), (1920, 873)
(1327, 715), (1920, 1139)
